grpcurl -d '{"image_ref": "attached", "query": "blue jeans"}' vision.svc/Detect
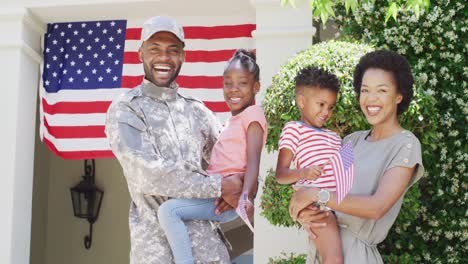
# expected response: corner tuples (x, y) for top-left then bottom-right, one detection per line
(158, 198), (238, 264)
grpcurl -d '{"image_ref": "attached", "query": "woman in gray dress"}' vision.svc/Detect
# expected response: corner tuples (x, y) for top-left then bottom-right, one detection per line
(289, 50), (425, 263)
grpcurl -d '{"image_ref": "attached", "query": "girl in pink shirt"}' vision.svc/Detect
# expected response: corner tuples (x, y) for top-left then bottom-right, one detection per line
(158, 49), (267, 264)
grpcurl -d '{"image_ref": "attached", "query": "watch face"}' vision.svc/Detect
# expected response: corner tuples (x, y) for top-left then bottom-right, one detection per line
(318, 190), (330, 202)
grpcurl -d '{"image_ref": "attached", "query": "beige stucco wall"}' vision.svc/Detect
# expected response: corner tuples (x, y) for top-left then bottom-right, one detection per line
(45, 158), (130, 264)
(30, 100), (51, 264)
(31, 96), (131, 264)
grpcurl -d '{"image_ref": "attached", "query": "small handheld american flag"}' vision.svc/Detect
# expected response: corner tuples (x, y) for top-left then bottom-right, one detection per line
(236, 193), (254, 233)
(330, 142), (355, 204)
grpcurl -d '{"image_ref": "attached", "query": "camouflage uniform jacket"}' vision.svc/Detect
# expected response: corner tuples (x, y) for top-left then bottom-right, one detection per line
(105, 79), (230, 264)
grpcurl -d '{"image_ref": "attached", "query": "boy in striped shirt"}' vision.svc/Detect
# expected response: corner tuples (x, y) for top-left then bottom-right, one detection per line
(275, 66), (343, 264)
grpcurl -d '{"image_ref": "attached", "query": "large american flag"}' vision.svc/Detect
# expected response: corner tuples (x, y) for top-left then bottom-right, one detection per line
(40, 18), (255, 159)
(330, 142), (355, 204)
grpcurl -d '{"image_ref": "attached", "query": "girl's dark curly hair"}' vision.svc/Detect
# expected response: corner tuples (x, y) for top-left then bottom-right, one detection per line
(224, 49), (260, 81)
(353, 50), (414, 115)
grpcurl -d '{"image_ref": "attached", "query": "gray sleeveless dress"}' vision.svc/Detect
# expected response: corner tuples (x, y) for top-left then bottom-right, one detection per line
(307, 130), (425, 264)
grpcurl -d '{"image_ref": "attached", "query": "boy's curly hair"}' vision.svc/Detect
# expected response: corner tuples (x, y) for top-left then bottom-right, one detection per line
(294, 66), (340, 94)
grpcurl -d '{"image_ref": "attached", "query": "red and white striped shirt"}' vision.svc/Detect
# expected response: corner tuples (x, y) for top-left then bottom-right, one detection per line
(278, 121), (342, 191)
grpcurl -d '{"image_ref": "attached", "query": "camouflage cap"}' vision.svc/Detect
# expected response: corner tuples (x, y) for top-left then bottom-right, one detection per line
(141, 16), (185, 45)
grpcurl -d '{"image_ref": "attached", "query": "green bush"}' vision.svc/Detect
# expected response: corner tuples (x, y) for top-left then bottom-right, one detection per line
(268, 252), (307, 264)
(260, 40), (438, 261)
(260, 169), (296, 227)
(333, 1), (467, 263)
(262, 41), (373, 153)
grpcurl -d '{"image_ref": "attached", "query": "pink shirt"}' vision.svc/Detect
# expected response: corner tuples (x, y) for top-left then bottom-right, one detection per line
(278, 121), (341, 191)
(207, 105), (268, 177)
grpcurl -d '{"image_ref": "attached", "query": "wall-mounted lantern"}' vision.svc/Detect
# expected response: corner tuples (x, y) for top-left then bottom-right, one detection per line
(70, 159), (104, 249)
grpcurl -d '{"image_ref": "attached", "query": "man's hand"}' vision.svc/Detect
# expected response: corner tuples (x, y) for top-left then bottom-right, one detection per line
(214, 198), (234, 215)
(219, 173), (243, 209)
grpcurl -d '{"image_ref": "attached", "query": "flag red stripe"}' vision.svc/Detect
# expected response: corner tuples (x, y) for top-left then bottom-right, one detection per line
(44, 117), (106, 138)
(121, 75), (143, 88)
(123, 50), (236, 64)
(185, 50), (236, 62)
(178, 76), (223, 88)
(42, 98), (111, 114)
(330, 157), (340, 201)
(332, 154), (346, 204)
(48, 125), (106, 139)
(184, 24), (256, 39)
(123, 51), (141, 64)
(43, 98), (228, 114)
(125, 24), (256, 40)
(204, 101), (230, 112)
(121, 75), (223, 89)
(43, 137), (114, 159)
(125, 28), (141, 40)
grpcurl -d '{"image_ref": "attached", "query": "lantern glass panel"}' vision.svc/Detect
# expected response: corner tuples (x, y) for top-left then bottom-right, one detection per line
(71, 188), (90, 218)
(90, 189), (104, 221)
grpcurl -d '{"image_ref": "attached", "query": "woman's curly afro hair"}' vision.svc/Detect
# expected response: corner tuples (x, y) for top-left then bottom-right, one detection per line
(353, 50), (414, 115)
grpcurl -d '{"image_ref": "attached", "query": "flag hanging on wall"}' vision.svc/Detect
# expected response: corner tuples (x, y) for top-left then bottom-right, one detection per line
(40, 19), (255, 159)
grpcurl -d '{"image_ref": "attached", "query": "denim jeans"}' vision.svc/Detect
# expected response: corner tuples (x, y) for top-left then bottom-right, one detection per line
(158, 198), (238, 264)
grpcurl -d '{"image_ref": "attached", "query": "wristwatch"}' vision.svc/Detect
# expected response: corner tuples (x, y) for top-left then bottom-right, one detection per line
(317, 189), (330, 210)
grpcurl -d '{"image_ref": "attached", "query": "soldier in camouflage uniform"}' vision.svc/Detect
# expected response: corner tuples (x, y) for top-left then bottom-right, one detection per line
(105, 16), (243, 264)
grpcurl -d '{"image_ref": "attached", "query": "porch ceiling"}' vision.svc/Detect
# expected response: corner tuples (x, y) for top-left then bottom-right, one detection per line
(19, 0), (254, 24)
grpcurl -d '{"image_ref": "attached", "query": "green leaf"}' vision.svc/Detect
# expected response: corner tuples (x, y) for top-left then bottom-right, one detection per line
(423, 0), (430, 9)
(320, 12), (329, 24)
(280, 0), (290, 7)
(414, 4), (420, 18)
(344, 0), (351, 13)
(385, 2), (399, 23)
(325, 1), (336, 18)
(313, 8), (321, 18)
(308, 0), (316, 9)
(350, 0), (358, 13)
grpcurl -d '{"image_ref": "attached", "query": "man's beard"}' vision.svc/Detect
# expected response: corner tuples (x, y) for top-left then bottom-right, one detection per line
(164, 64), (182, 87)
(144, 64), (182, 88)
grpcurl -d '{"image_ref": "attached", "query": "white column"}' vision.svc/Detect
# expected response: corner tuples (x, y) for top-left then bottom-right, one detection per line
(0, 7), (45, 264)
(251, 0), (315, 101)
(250, 1), (315, 263)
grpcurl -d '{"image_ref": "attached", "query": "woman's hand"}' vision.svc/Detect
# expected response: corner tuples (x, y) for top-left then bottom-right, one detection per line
(289, 187), (320, 221)
(297, 205), (330, 240)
